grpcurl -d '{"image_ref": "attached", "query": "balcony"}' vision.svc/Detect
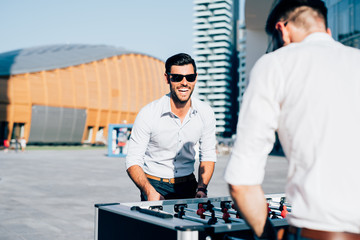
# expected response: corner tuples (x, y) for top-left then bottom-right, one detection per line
(194, 56), (207, 62)
(208, 67), (228, 74)
(208, 15), (231, 23)
(212, 74), (231, 80)
(194, 24), (212, 30)
(196, 81), (206, 87)
(212, 87), (231, 94)
(207, 80), (229, 87)
(213, 48), (231, 55)
(197, 94), (206, 101)
(214, 9), (232, 18)
(194, 49), (212, 55)
(213, 61), (231, 67)
(213, 100), (230, 106)
(194, 0), (211, 4)
(194, 11), (212, 17)
(196, 74), (210, 81)
(197, 88), (212, 94)
(197, 69), (207, 74)
(194, 36), (213, 43)
(193, 43), (207, 49)
(212, 0), (232, 5)
(216, 120), (226, 126)
(194, 17), (208, 24)
(215, 113), (228, 119)
(208, 41), (230, 48)
(213, 22), (232, 30)
(216, 126), (226, 133)
(215, 113), (231, 120)
(214, 35), (231, 42)
(208, 28), (231, 36)
(208, 55), (229, 61)
(197, 62), (212, 68)
(212, 106), (229, 113)
(208, 2), (231, 10)
(194, 5), (207, 11)
(193, 30), (208, 36)
(207, 93), (229, 100)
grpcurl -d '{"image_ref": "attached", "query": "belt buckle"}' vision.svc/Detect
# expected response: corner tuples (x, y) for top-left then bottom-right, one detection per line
(161, 178), (170, 183)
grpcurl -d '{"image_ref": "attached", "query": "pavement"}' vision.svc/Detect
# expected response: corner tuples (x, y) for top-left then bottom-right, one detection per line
(0, 147), (288, 240)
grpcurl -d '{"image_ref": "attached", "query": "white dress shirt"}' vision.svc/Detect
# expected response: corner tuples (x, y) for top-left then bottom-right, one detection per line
(224, 33), (360, 233)
(126, 94), (216, 178)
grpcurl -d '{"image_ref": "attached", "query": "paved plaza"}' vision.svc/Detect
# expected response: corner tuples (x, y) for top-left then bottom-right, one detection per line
(0, 147), (288, 240)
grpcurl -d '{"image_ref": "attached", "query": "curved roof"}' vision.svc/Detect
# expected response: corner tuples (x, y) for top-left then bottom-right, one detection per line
(0, 44), (148, 76)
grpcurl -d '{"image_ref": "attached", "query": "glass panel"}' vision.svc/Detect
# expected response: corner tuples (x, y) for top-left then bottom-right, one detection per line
(338, 0), (350, 40)
(354, 0), (360, 33)
(11, 123), (25, 139)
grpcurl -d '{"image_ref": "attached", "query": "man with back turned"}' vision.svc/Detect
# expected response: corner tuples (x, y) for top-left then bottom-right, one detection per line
(225, 0), (360, 239)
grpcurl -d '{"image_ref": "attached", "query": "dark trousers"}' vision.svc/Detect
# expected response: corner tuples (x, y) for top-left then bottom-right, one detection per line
(140, 177), (197, 201)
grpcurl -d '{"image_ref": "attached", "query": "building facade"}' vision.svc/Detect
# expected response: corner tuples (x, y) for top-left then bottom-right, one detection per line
(193, 0), (240, 137)
(325, 0), (360, 49)
(0, 44), (167, 145)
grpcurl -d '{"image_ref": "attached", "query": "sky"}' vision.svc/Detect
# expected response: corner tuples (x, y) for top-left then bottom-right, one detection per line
(0, 0), (195, 61)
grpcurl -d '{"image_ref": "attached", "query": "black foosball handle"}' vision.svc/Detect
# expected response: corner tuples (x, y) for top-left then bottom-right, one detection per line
(130, 206), (173, 219)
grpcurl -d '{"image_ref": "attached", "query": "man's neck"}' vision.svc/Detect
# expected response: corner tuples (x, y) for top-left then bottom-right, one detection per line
(170, 98), (192, 122)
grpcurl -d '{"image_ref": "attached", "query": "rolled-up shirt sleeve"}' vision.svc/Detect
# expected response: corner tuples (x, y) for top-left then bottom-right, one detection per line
(224, 54), (283, 185)
(199, 104), (217, 163)
(125, 107), (151, 170)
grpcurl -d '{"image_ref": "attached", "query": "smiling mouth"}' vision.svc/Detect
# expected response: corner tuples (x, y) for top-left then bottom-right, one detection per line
(178, 89), (189, 93)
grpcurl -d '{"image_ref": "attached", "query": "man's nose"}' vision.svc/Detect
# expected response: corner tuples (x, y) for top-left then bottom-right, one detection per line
(179, 76), (188, 85)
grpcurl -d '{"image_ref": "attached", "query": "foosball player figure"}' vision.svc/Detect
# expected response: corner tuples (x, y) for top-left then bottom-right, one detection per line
(205, 200), (214, 212)
(207, 209), (217, 225)
(267, 203), (272, 217)
(222, 208), (231, 223)
(220, 201), (232, 211)
(279, 201), (284, 211)
(232, 203), (241, 218)
(175, 206), (186, 219)
(281, 205), (288, 218)
(271, 211), (279, 219)
(197, 204), (206, 219)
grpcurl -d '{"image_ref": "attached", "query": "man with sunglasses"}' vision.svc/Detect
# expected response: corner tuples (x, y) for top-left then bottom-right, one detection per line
(225, 0), (360, 239)
(126, 53), (216, 201)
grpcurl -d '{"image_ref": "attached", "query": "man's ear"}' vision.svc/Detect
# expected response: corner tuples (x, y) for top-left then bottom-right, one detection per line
(164, 73), (170, 84)
(275, 22), (290, 46)
(326, 28), (332, 37)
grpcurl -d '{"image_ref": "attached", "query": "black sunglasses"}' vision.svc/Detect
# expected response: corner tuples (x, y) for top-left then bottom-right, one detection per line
(166, 73), (197, 82)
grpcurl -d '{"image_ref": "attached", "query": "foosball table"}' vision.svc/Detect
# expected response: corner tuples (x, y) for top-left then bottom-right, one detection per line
(94, 194), (290, 240)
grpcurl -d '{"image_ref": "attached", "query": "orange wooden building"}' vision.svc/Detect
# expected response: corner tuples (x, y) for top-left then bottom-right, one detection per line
(0, 44), (168, 145)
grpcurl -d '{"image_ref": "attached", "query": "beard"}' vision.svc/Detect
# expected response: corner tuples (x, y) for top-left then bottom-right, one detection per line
(169, 83), (194, 105)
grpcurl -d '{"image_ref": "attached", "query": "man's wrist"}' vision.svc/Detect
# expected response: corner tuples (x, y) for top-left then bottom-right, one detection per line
(196, 187), (208, 195)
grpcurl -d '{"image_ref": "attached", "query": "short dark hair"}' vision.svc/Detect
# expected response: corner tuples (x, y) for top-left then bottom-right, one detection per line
(165, 53), (197, 74)
(266, 0), (328, 35)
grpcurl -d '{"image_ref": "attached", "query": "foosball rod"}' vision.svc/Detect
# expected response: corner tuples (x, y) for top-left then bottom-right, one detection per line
(176, 213), (211, 224)
(269, 205), (292, 212)
(185, 207), (245, 223)
(213, 207), (238, 215)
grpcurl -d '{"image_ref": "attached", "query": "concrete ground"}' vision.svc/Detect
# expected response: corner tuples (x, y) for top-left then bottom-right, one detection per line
(0, 147), (288, 240)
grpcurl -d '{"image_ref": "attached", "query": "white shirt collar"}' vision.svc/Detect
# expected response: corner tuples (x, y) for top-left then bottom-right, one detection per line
(161, 93), (197, 117)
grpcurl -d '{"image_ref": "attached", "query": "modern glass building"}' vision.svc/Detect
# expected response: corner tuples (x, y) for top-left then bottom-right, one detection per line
(237, 4), (247, 110)
(325, 0), (360, 49)
(193, 0), (240, 137)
